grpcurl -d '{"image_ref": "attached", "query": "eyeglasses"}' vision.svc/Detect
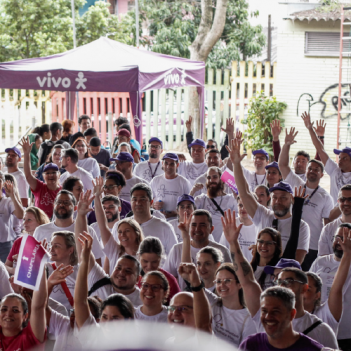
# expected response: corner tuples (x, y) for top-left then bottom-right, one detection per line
(206, 145), (216, 149)
(339, 197), (351, 203)
(55, 201), (72, 206)
(333, 235), (343, 241)
(131, 197), (149, 203)
(168, 305), (193, 313)
(214, 278), (236, 285)
(149, 144), (162, 150)
(103, 185), (119, 191)
(44, 172), (57, 176)
(257, 239), (276, 246)
(141, 283), (164, 292)
(276, 278), (304, 287)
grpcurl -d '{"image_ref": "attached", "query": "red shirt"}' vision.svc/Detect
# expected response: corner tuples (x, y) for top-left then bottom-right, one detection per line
(6, 237), (23, 262)
(31, 180), (61, 219)
(0, 322), (45, 351)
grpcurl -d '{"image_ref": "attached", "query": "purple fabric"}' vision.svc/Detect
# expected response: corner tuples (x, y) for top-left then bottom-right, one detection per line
(239, 333), (323, 351)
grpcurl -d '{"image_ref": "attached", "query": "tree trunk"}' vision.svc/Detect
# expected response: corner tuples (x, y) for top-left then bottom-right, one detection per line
(188, 0), (228, 139)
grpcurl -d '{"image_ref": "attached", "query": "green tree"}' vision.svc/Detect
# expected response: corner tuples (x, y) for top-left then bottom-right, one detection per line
(243, 92), (287, 156)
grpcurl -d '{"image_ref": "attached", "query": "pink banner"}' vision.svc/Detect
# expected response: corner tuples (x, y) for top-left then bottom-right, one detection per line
(221, 169), (238, 194)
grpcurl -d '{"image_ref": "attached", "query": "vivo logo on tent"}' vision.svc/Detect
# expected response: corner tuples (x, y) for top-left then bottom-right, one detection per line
(36, 72), (87, 90)
(164, 73), (185, 86)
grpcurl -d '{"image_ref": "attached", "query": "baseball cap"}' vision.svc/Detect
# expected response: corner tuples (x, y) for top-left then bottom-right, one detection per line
(263, 258), (302, 275)
(149, 137), (163, 148)
(269, 181), (293, 194)
(177, 194), (195, 206)
(334, 146), (351, 157)
(265, 161), (280, 171)
(189, 139), (206, 148)
(5, 147), (21, 159)
(43, 163), (59, 172)
(117, 129), (131, 138)
(253, 149), (269, 160)
(162, 153), (179, 162)
(110, 152), (134, 163)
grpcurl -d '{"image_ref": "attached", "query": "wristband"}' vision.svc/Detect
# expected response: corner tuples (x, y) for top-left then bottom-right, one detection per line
(318, 136), (324, 139)
(190, 281), (205, 292)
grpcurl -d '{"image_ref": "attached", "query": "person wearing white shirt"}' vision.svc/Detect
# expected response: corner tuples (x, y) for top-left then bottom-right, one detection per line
(178, 139), (208, 187)
(278, 128), (334, 270)
(133, 137), (164, 183)
(194, 166), (238, 242)
(111, 151), (149, 203)
(318, 184), (351, 256)
(59, 148), (94, 192)
(310, 224), (351, 348)
(151, 153), (191, 220)
(228, 138), (309, 264)
(4, 146), (29, 207)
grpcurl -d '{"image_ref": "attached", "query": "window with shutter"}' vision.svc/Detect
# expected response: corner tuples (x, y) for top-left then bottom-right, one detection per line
(305, 31), (351, 56)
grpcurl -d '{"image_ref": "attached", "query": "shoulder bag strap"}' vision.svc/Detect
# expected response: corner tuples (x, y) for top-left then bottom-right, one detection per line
(210, 198), (225, 217)
(51, 263), (74, 307)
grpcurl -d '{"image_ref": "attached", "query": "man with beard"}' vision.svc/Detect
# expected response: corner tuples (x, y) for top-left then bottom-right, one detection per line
(310, 224), (351, 350)
(319, 184), (351, 255)
(194, 166), (238, 242)
(134, 137), (164, 182)
(278, 127), (334, 270)
(33, 190), (104, 263)
(59, 148), (94, 192)
(151, 153), (191, 220)
(228, 138), (310, 264)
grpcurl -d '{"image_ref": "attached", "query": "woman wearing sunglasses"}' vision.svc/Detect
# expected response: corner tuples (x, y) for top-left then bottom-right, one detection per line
(135, 271), (169, 322)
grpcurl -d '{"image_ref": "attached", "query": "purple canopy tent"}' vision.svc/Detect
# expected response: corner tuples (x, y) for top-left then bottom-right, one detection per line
(0, 37), (205, 142)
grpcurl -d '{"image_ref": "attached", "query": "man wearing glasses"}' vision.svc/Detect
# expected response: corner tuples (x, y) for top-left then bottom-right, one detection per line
(134, 137), (164, 183)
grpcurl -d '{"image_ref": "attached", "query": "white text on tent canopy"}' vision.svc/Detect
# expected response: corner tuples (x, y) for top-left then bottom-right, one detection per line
(36, 72), (87, 90)
(163, 69), (186, 87)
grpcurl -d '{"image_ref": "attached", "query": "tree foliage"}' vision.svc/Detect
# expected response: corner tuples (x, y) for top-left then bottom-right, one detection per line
(243, 92), (287, 156)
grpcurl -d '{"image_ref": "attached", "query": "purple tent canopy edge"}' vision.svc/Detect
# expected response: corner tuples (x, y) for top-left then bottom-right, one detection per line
(0, 37), (206, 142)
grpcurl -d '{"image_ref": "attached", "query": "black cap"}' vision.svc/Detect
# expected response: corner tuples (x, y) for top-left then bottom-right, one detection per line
(90, 137), (101, 147)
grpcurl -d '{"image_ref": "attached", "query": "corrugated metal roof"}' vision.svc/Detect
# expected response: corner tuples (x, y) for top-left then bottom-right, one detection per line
(286, 7), (351, 22)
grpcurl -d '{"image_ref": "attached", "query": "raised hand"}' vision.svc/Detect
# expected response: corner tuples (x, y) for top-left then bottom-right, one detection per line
(294, 185), (308, 200)
(313, 119), (326, 137)
(18, 136), (34, 155)
(284, 127), (298, 146)
(235, 130), (243, 142)
(301, 112), (314, 130)
(226, 138), (243, 165)
(221, 210), (242, 245)
(185, 116), (193, 132)
(78, 231), (94, 263)
(178, 262), (201, 286)
(93, 177), (104, 198)
(4, 180), (14, 197)
(190, 183), (204, 196)
(178, 211), (191, 241)
(48, 263), (74, 287)
(270, 119), (282, 141)
(177, 154), (186, 162)
(77, 190), (94, 216)
(221, 118), (234, 137)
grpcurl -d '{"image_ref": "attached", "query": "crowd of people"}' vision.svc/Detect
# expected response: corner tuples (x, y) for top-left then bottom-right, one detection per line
(0, 112), (350, 351)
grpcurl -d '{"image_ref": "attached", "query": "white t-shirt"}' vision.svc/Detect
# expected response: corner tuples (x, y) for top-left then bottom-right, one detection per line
(9, 170), (29, 200)
(242, 167), (266, 192)
(314, 302), (339, 335)
(134, 305), (168, 322)
(296, 172), (307, 181)
(192, 168), (230, 197)
(0, 261), (13, 298)
(88, 262), (142, 307)
(325, 157), (351, 204)
(318, 217), (342, 256)
(119, 175), (149, 203)
(150, 174), (191, 215)
(78, 158), (100, 179)
(252, 204), (310, 253)
(252, 309), (338, 349)
(178, 161), (208, 187)
(219, 218), (257, 262)
(285, 170), (334, 250)
(111, 216), (177, 255)
(253, 266), (275, 290)
(205, 289), (257, 347)
(134, 161), (164, 183)
(310, 254), (351, 339)
(194, 194), (238, 243)
(163, 240), (231, 290)
(33, 221), (104, 260)
(0, 197), (16, 242)
(59, 167), (94, 192)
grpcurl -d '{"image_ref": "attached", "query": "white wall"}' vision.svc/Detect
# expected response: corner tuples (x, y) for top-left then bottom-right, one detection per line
(276, 18), (351, 158)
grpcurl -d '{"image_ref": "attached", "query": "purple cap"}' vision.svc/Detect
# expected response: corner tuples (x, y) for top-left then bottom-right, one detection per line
(5, 147), (21, 159)
(334, 146), (351, 157)
(43, 163), (59, 172)
(189, 139), (206, 148)
(265, 161), (280, 171)
(269, 181), (293, 194)
(177, 194), (195, 206)
(263, 258), (302, 275)
(149, 137), (163, 148)
(162, 153), (179, 162)
(110, 152), (134, 163)
(253, 149), (269, 160)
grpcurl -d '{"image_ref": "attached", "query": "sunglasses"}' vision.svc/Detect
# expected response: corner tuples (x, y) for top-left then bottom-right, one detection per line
(206, 145), (216, 149)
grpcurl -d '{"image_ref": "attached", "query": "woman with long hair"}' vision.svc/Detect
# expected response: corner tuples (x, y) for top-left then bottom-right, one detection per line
(61, 119), (75, 143)
(72, 137), (100, 178)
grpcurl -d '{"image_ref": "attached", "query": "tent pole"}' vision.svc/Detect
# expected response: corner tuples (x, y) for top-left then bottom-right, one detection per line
(135, 0), (139, 48)
(71, 0), (79, 120)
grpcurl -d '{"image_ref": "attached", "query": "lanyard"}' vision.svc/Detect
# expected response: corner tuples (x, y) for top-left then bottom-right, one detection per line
(303, 184), (319, 205)
(255, 173), (266, 186)
(148, 161), (160, 179)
